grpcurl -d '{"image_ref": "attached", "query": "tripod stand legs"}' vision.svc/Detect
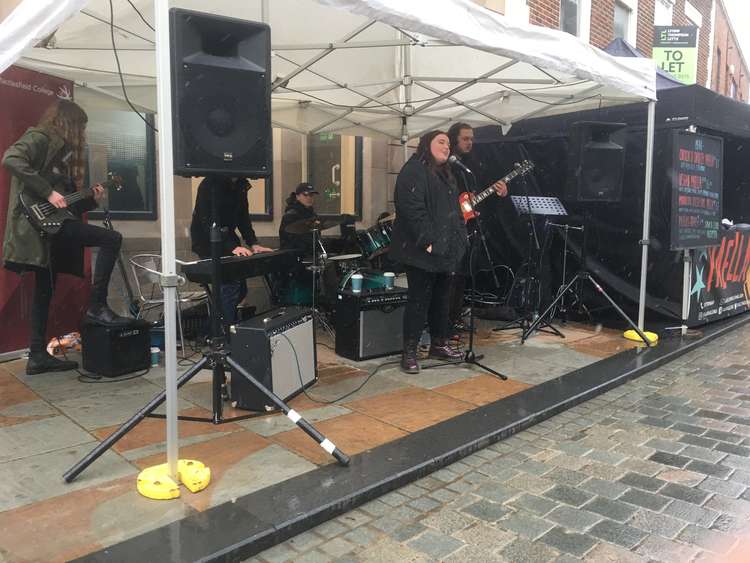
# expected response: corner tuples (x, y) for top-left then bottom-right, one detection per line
(523, 272), (653, 347)
(63, 357), (209, 483)
(226, 357), (350, 465)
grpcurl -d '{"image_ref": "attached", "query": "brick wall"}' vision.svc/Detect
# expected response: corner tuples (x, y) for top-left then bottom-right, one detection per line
(590, 0), (614, 49)
(710, 0), (749, 101)
(672, 0), (713, 87)
(528, 0), (560, 28)
(636, 0), (655, 54)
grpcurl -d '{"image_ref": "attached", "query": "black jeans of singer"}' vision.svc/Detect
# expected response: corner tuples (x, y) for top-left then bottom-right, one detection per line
(29, 220), (122, 354)
(403, 265), (452, 344)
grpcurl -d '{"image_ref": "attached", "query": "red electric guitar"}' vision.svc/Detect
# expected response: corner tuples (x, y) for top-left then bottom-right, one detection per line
(458, 160), (534, 223)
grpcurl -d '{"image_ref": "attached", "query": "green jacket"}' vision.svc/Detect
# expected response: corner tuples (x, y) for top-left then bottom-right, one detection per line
(2, 127), (88, 276)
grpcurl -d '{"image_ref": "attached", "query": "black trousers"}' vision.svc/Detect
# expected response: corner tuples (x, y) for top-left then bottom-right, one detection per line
(403, 265), (451, 343)
(29, 220), (122, 354)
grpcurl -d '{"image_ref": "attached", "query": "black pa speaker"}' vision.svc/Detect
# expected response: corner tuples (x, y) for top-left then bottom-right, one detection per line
(81, 320), (150, 377)
(566, 121), (626, 202)
(169, 8), (271, 178)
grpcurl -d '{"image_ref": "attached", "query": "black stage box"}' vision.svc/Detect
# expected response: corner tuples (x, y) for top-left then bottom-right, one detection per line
(335, 287), (407, 361)
(230, 307), (317, 411)
(81, 320), (150, 377)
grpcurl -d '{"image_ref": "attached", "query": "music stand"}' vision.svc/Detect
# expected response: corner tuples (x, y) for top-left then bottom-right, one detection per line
(494, 195), (567, 340)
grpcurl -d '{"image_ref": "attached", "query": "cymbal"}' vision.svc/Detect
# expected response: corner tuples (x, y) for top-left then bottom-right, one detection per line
(284, 216), (344, 234)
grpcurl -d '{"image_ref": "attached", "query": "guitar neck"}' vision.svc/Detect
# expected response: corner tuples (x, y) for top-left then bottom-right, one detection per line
(471, 168), (524, 205)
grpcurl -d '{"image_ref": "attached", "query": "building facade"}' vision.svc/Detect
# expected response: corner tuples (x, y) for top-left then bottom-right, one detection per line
(485, 0), (749, 101)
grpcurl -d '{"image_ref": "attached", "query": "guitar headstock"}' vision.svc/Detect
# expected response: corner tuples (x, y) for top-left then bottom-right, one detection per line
(105, 172), (124, 191)
(514, 160), (535, 175)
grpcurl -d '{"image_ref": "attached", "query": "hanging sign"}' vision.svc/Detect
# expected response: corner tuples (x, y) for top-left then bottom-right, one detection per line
(653, 26), (699, 85)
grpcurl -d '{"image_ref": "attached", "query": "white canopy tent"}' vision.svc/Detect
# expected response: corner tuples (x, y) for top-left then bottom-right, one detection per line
(1, 0), (657, 480)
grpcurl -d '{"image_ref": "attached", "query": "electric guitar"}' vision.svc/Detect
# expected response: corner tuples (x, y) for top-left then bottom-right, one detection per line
(19, 174), (123, 236)
(458, 160), (535, 223)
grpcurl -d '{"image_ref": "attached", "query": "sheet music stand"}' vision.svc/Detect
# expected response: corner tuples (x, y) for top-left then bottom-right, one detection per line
(494, 196), (567, 340)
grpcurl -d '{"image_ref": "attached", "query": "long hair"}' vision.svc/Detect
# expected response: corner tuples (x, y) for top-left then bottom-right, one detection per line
(38, 100), (88, 185)
(415, 130), (453, 181)
(447, 122), (472, 156)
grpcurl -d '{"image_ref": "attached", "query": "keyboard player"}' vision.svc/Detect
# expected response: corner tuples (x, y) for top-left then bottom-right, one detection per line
(190, 176), (272, 326)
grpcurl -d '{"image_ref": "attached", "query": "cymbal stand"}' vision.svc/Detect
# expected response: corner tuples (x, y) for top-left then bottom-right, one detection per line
(546, 221), (588, 321)
(310, 226), (334, 336)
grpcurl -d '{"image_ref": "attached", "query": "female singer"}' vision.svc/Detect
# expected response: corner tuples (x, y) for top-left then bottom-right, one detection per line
(389, 130), (467, 373)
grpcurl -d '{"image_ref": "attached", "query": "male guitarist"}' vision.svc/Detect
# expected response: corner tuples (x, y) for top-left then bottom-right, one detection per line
(2, 100), (131, 375)
(446, 122), (508, 334)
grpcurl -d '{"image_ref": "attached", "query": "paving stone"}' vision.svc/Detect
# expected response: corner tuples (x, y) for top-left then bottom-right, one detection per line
(342, 526), (380, 547)
(358, 499), (391, 518)
(407, 529), (465, 560)
(407, 496), (441, 513)
(721, 453), (750, 472)
(635, 535), (700, 562)
(654, 468), (706, 487)
(388, 522), (426, 542)
(628, 509), (687, 539)
(256, 542), (298, 563)
(619, 489), (672, 511)
(686, 460), (733, 478)
(618, 472), (667, 492)
(544, 467), (588, 486)
(699, 477), (745, 498)
(695, 409), (731, 421)
(543, 484), (594, 507)
(649, 451), (692, 469)
(399, 483), (428, 499)
(313, 519), (349, 539)
(445, 479), (476, 494)
(681, 444), (727, 463)
(704, 494), (750, 518)
(473, 483), (519, 504)
(589, 519), (648, 549)
(663, 499), (720, 528)
(645, 438), (686, 453)
(585, 449), (628, 465)
(461, 499), (509, 522)
(584, 496), (639, 523)
(387, 505), (421, 523)
(584, 542), (649, 563)
(538, 526), (597, 557)
(500, 537), (559, 563)
(420, 509), (475, 535)
(428, 488), (460, 503)
(515, 459), (550, 476)
(705, 430), (744, 444)
(369, 516), (403, 534)
(289, 550), (332, 563)
(672, 422), (708, 435)
(679, 434), (718, 448)
(714, 442), (750, 457)
(579, 477), (629, 500)
(288, 531), (325, 551)
(507, 493), (558, 516)
(318, 537), (356, 559)
(378, 491), (409, 507)
(580, 461), (628, 481)
(618, 458), (665, 477)
(453, 522), (516, 551)
(659, 482), (711, 506)
(677, 524), (737, 554)
(497, 511), (555, 540)
(506, 472), (555, 495)
(546, 505), (602, 531)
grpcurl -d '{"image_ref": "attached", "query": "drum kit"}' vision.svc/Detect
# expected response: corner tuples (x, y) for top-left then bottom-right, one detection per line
(280, 213), (395, 307)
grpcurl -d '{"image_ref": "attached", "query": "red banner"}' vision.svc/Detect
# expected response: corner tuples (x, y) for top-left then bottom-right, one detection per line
(0, 66), (90, 354)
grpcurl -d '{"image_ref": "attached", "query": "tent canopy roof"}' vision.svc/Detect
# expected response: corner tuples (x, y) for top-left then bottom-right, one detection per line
(2, 0), (656, 139)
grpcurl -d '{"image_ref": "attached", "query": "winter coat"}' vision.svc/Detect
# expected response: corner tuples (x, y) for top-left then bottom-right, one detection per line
(190, 176), (258, 259)
(279, 200), (317, 256)
(2, 127), (95, 277)
(389, 156), (468, 272)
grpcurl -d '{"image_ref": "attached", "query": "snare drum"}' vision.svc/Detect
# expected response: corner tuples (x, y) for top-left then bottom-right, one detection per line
(356, 224), (392, 260)
(323, 253), (363, 293)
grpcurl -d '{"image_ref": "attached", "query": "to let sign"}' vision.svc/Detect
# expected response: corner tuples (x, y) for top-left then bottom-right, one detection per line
(652, 26), (698, 85)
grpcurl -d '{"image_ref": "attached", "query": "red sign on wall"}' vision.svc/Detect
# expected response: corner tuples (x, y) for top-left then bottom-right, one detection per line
(0, 66), (90, 355)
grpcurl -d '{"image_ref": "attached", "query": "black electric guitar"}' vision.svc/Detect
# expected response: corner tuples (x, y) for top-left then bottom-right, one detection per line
(19, 174), (122, 236)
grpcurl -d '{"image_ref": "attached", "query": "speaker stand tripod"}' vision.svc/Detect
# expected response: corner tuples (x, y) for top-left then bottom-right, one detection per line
(63, 177), (349, 483)
(523, 215), (653, 348)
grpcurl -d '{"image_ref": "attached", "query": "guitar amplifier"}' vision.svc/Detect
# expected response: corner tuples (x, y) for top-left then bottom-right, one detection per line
(335, 287), (408, 361)
(229, 307), (317, 411)
(81, 320), (150, 377)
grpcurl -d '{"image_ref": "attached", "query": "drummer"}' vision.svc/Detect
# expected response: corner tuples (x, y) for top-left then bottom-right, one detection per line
(279, 182), (319, 256)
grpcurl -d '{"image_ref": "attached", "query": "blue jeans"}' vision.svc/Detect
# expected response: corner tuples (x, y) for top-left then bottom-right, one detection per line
(219, 280), (247, 325)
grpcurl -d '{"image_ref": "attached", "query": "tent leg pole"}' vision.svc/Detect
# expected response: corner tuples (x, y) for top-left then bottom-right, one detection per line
(681, 250), (691, 335)
(154, 0), (179, 480)
(637, 100), (656, 331)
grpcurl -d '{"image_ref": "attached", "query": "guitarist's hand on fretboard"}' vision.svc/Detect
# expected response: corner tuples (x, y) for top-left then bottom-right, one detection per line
(92, 184), (105, 203)
(493, 180), (509, 198)
(47, 190), (67, 208)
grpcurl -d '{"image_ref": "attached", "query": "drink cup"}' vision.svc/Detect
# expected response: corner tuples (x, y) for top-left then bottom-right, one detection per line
(150, 346), (160, 367)
(351, 273), (364, 292)
(384, 271), (395, 289)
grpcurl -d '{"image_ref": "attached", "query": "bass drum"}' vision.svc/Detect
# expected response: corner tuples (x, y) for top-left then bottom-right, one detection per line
(323, 253), (363, 296)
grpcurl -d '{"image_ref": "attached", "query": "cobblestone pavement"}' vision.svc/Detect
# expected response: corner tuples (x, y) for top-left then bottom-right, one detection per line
(252, 323), (750, 562)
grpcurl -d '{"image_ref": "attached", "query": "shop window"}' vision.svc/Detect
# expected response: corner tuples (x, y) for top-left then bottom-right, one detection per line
(86, 110), (156, 220)
(307, 133), (363, 218)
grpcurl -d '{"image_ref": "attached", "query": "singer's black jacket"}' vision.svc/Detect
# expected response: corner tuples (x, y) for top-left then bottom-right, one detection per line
(389, 155), (467, 272)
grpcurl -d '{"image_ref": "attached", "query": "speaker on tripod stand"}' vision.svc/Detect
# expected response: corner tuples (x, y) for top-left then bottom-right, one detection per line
(565, 121), (626, 203)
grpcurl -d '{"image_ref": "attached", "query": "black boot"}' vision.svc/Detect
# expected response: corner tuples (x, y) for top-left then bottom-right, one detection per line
(400, 339), (420, 374)
(26, 351), (78, 375)
(429, 338), (463, 360)
(85, 304), (133, 327)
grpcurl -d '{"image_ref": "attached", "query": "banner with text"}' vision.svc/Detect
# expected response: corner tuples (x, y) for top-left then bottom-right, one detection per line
(653, 26), (698, 85)
(688, 229), (750, 325)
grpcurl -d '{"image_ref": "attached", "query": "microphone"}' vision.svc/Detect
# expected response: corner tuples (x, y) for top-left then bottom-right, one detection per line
(448, 155), (473, 175)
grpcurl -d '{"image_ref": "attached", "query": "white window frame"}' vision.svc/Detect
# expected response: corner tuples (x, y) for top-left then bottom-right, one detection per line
(559, 0), (591, 42)
(614, 0), (638, 46)
(654, 0), (675, 26)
